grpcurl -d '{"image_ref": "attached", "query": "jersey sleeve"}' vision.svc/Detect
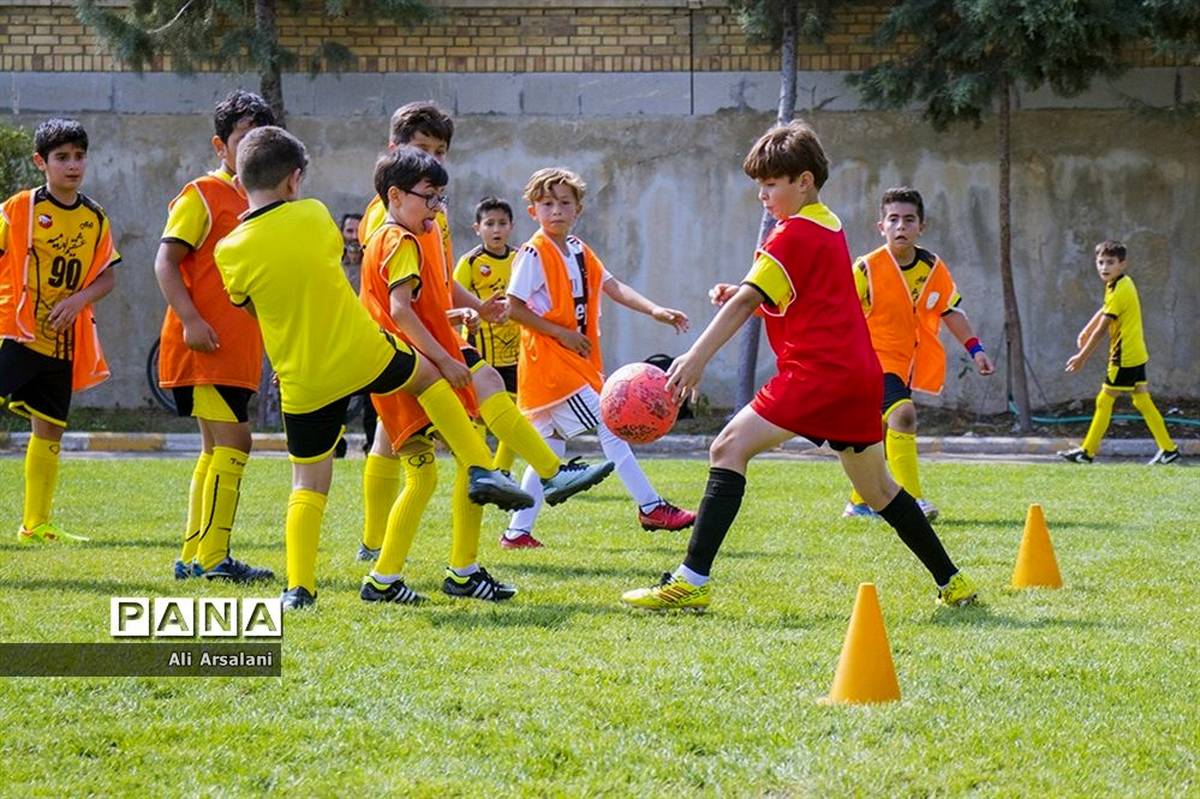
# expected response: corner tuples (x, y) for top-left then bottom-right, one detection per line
(507, 247), (544, 303)
(852, 258), (870, 314)
(452, 253), (473, 292)
(742, 252), (794, 312)
(214, 242), (248, 306)
(930, 259), (961, 316)
(591, 249), (614, 284)
(98, 215), (122, 270)
(1102, 281), (1127, 319)
(385, 236), (422, 293)
(161, 185), (211, 249)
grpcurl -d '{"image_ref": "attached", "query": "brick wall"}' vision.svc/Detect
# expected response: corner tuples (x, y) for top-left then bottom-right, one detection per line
(0, 1), (1179, 73)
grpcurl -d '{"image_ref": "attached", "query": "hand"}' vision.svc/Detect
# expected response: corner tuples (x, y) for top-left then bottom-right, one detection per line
(974, 351), (994, 375)
(182, 316), (220, 352)
(1065, 353), (1086, 373)
(47, 294), (88, 332)
(556, 328), (592, 357)
(478, 294), (509, 324)
(664, 348), (704, 405)
(459, 308), (481, 335)
(437, 356), (473, 389)
(708, 283), (738, 307)
(652, 306), (689, 333)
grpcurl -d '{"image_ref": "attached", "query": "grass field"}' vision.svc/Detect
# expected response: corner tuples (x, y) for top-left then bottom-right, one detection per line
(0, 454), (1196, 796)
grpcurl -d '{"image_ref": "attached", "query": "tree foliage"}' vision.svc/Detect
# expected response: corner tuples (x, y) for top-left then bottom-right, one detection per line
(0, 123), (41, 199)
(1142, 0), (1200, 61)
(730, 0), (836, 47)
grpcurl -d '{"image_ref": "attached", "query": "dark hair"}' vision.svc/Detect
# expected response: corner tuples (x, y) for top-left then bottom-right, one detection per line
(236, 126), (308, 192)
(214, 90), (276, 143)
(1095, 239), (1127, 261)
(742, 120), (828, 188)
(389, 102), (454, 148)
(34, 118), (88, 159)
(475, 196), (513, 223)
(374, 146), (449, 204)
(340, 212), (363, 228)
(880, 187), (926, 222)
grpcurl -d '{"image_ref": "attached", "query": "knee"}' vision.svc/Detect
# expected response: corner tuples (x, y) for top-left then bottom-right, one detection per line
(887, 402), (917, 433)
(472, 364), (505, 398)
(709, 428), (748, 470)
(407, 358), (438, 393)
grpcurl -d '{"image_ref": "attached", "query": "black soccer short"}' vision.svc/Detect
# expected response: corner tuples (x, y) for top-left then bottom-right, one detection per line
(1104, 362), (1147, 391)
(801, 434), (875, 454)
(494, 363), (518, 394)
(881, 372), (913, 416)
(283, 347), (419, 462)
(0, 340), (73, 427)
(172, 385), (255, 423)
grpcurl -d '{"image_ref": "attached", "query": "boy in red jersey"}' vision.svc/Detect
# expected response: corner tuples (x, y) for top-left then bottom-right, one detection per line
(621, 121), (977, 611)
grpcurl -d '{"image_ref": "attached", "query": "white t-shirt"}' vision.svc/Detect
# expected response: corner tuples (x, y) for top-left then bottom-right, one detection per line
(507, 235), (613, 316)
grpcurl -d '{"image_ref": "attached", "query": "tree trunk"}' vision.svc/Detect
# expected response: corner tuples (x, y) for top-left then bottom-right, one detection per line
(734, 3), (799, 410)
(254, 0), (285, 126)
(998, 78), (1033, 432)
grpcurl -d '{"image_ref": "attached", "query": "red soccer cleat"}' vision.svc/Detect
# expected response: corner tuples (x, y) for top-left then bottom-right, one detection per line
(638, 501), (696, 532)
(499, 531), (544, 550)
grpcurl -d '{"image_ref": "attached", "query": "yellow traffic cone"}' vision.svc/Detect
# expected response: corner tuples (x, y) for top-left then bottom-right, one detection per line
(1011, 503), (1063, 588)
(824, 583), (900, 705)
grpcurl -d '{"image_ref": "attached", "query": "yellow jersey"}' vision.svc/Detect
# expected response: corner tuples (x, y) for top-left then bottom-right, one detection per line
(0, 187), (121, 358)
(1102, 274), (1148, 367)
(214, 198), (396, 414)
(453, 244), (520, 367)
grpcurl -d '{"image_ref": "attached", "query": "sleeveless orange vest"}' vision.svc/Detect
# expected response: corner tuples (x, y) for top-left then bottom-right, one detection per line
(158, 175), (263, 390)
(0, 189), (111, 391)
(516, 231), (604, 414)
(361, 219), (477, 448)
(860, 245), (956, 394)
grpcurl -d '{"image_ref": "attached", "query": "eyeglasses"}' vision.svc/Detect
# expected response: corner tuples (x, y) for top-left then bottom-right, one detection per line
(403, 188), (448, 210)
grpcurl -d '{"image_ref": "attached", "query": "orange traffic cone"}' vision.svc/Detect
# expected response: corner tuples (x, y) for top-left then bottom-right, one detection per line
(824, 583), (900, 705)
(1011, 503), (1063, 588)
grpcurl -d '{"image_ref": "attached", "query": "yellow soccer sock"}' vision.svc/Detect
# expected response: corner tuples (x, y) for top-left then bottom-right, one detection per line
(1081, 389), (1116, 456)
(885, 428), (923, 499)
(493, 441), (516, 473)
(197, 446), (249, 570)
(450, 437), (487, 571)
(1132, 391), (1176, 452)
(849, 487), (866, 505)
(22, 434), (61, 530)
(362, 453), (402, 551)
(478, 392), (559, 479)
(285, 489), (327, 593)
(375, 448), (438, 577)
(180, 451), (212, 562)
(417, 379), (492, 469)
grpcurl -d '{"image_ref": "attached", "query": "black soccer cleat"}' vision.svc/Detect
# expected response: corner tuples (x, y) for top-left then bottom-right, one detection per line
(541, 458), (615, 506)
(280, 586), (316, 611)
(204, 556), (275, 584)
(442, 566), (517, 602)
(360, 576), (426, 605)
(1057, 447), (1093, 464)
(466, 466), (535, 511)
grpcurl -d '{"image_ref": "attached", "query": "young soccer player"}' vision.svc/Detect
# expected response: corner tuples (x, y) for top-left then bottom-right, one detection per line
(1059, 240), (1180, 465)
(214, 127), (536, 611)
(620, 121), (978, 612)
(841, 187), (994, 521)
(0, 118), (120, 544)
(358, 149), (614, 603)
(155, 90), (275, 582)
(502, 168), (695, 549)
(453, 196), (522, 474)
(355, 101), (457, 562)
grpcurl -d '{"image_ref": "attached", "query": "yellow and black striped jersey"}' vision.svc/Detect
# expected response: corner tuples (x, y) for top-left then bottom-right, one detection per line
(1102, 274), (1148, 367)
(453, 244), (520, 368)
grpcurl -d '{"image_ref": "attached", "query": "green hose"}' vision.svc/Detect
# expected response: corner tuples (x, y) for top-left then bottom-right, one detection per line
(1008, 401), (1200, 427)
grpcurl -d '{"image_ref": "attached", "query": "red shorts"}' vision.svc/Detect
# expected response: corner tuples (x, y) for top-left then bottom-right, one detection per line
(751, 365), (883, 448)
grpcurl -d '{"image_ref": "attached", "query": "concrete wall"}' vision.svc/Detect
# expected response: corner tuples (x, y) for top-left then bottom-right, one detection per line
(2, 68), (1198, 412)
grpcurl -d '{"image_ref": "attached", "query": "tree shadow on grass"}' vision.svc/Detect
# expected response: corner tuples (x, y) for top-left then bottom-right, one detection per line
(923, 603), (1116, 630)
(3, 577), (184, 596)
(424, 601), (623, 630)
(0, 538), (168, 551)
(508, 562), (653, 581)
(935, 518), (1102, 530)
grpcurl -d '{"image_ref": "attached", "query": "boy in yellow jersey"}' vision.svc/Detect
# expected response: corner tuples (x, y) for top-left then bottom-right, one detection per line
(155, 90), (276, 583)
(357, 150), (613, 603)
(504, 168), (694, 549)
(355, 101), (457, 562)
(214, 127), (535, 611)
(842, 187), (994, 521)
(1059, 240), (1179, 465)
(453, 196), (522, 474)
(1, 118), (120, 544)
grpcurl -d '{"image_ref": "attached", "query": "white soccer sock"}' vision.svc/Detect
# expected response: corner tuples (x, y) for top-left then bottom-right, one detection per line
(370, 571), (401, 584)
(507, 436), (566, 536)
(597, 421), (660, 508)
(451, 564), (479, 577)
(674, 563), (709, 587)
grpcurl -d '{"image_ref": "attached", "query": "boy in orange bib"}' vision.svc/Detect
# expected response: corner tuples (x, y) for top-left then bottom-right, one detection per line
(155, 90), (276, 583)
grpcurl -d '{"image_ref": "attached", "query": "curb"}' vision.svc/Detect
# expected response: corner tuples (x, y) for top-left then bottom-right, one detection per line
(0, 430), (1195, 457)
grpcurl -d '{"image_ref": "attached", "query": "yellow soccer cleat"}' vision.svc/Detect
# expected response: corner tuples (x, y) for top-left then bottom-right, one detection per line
(16, 521), (91, 544)
(621, 572), (710, 612)
(937, 571), (978, 607)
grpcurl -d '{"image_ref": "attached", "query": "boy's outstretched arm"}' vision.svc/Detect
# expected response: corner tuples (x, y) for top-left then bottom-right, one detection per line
(154, 241), (219, 351)
(506, 295), (591, 357)
(451, 280), (507, 323)
(1076, 309), (1105, 349)
(665, 284), (760, 403)
(1066, 317), (1107, 373)
(602, 278), (689, 332)
(942, 310), (994, 375)
(390, 281), (472, 388)
(47, 266), (116, 332)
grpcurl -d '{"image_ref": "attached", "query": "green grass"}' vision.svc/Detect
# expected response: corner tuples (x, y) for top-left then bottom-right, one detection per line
(0, 455), (1196, 796)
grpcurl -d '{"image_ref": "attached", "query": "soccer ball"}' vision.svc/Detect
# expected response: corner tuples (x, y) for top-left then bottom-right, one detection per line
(600, 362), (679, 444)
